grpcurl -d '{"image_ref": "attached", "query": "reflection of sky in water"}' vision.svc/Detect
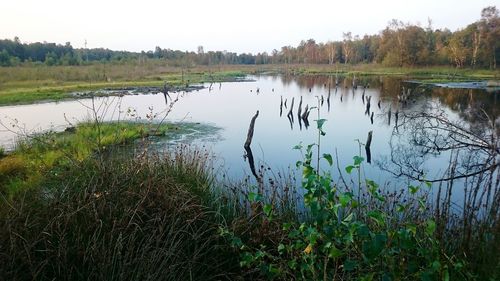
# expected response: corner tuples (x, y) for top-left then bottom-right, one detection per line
(0, 75), (497, 205)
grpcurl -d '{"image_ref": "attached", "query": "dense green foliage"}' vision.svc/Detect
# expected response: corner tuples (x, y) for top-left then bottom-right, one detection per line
(222, 117), (498, 280)
(225, 147), (467, 280)
(0, 6), (498, 68)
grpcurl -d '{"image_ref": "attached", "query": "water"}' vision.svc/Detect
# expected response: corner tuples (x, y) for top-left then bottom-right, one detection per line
(1, 75), (498, 199)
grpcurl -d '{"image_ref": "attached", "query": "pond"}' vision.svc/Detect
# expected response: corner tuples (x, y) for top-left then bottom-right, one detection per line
(1, 74), (498, 206)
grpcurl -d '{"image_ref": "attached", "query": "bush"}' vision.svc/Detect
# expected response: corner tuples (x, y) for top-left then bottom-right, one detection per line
(223, 119), (473, 280)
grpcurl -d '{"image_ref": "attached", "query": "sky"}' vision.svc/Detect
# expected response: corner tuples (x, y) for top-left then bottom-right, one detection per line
(1, 0), (497, 54)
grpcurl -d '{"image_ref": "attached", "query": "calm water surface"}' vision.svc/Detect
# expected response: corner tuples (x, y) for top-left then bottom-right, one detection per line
(1, 75), (498, 202)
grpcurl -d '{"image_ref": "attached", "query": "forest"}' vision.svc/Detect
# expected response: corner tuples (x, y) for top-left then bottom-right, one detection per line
(0, 6), (498, 68)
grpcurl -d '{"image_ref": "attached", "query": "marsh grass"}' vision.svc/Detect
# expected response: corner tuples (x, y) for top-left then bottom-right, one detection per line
(0, 121), (172, 193)
(0, 63), (250, 105)
(0, 148), (241, 280)
(276, 63), (499, 78)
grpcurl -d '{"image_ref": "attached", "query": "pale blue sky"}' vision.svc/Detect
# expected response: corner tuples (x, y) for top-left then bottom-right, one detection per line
(1, 0), (497, 53)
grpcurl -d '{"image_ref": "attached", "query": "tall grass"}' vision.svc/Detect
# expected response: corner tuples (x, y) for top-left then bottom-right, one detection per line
(0, 148), (241, 280)
(0, 121), (171, 193)
(0, 63), (251, 105)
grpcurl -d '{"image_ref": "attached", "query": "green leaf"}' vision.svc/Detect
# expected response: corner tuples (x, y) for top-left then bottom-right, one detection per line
(293, 143), (303, 150)
(431, 260), (441, 271)
(396, 204), (406, 212)
(248, 192), (262, 202)
(303, 166), (314, 178)
(425, 219), (436, 235)
(362, 233), (387, 260)
(316, 118), (327, 130)
(407, 223), (417, 236)
(343, 213), (354, 222)
(454, 262), (463, 270)
(345, 165), (355, 174)
(409, 185), (419, 194)
(339, 192), (353, 207)
(283, 222), (292, 230)
(278, 243), (285, 254)
(306, 143), (315, 153)
(329, 245), (343, 258)
(323, 153), (333, 166)
(231, 237), (243, 248)
(263, 204), (273, 217)
(366, 179), (379, 190)
(367, 210), (386, 226)
(418, 198), (426, 212)
(343, 259), (357, 271)
(287, 259), (297, 269)
(353, 156), (364, 165)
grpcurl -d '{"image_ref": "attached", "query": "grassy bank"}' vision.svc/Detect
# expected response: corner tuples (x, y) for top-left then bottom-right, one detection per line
(0, 63), (252, 105)
(0, 121), (217, 194)
(0, 119), (242, 280)
(273, 63), (499, 78)
(0, 148), (241, 280)
(1, 63), (498, 106)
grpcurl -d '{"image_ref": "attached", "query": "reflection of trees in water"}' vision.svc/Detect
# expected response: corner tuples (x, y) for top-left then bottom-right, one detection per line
(429, 87), (499, 128)
(381, 104), (498, 181)
(275, 74), (499, 183)
(280, 74), (498, 131)
(377, 104), (499, 243)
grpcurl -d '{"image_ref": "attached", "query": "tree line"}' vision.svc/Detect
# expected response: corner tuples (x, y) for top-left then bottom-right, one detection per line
(0, 6), (498, 68)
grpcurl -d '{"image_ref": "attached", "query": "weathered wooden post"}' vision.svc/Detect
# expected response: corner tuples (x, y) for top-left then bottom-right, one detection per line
(244, 110), (259, 149)
(365, 130), (373, 164)
(280, 96), (283, 117)
(287, 97), (295, 119)
(297, 96), (303, 119)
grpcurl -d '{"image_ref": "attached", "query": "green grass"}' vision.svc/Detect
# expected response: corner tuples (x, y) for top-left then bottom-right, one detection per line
(275, 63), (500, 79)
(0, 149), (241, 280)
(1, 63), (497, 106)
(0, 63), (250, 105)
(0, 121), (217, 194)
(0, 118), (242, 280)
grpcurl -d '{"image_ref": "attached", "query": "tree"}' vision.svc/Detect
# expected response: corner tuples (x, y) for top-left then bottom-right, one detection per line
(479, 6), (499, 68)
(0, 49), (11, 66)
(44, 51), (58, 66)
(342, 32), (354, 64)
(403, 25), (427, 65)
(271, 49), (279, 64)
(326, 41), (337, 64)
(448, 29), (469, 68)
(305, 39), (318, 63)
